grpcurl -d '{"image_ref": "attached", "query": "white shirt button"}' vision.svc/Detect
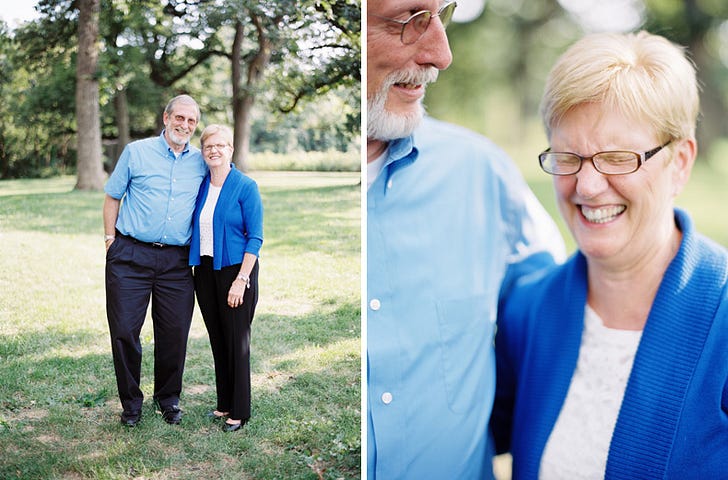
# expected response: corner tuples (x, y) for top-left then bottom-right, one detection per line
(381, 392), (393, 404)
(369, 298), (381, 311)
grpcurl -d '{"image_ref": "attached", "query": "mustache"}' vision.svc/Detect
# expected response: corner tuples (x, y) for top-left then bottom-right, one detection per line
(381, 67), (439, 91)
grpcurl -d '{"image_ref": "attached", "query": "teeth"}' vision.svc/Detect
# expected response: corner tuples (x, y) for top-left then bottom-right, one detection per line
(581, 205), (625, 224)
(395, 83), (419, 89)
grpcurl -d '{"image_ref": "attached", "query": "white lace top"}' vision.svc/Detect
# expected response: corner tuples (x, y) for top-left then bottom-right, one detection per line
(539, 305), (643, 480)
(199, 184), (222, 257)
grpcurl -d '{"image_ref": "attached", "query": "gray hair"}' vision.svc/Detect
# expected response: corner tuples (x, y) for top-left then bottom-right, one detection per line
(164, 94), (201, 123)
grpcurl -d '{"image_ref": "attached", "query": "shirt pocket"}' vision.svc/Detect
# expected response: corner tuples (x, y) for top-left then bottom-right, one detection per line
(436, 294), (496, 414)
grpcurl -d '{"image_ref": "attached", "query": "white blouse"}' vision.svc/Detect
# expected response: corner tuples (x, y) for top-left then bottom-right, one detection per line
(539, 305), (643, 480)
(199, 184), (222, 257)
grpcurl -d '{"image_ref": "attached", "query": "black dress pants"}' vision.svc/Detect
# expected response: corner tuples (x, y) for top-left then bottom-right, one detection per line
(194, 256), (259, 421)
(105, 234), (194, 414)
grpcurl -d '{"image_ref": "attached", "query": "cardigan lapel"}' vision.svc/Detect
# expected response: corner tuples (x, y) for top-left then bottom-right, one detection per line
(606, 210), (728, 479)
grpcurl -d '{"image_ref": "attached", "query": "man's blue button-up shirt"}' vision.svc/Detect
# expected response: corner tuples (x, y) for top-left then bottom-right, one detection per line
(367, 116), (565, 479)
(104, 132), (207, 246)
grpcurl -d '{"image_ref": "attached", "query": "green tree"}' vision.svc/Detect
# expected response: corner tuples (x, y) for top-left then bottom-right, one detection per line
(214, 0), (360, 169)
(274, 0), (361, 134)
(1, 0), (360, 179)
(2, 8), (77, 178)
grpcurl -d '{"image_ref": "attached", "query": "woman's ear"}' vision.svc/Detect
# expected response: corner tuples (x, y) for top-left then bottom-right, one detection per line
(671, 137), (697, 197)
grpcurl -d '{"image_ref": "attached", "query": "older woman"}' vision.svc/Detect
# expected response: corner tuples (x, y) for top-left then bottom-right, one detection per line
(491, 31), (728, 478)
(189, 124), (263, 432)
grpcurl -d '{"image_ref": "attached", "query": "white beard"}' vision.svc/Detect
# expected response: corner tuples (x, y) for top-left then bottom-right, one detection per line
(367, 68), (439, 141)
(166, 126), (191, 148)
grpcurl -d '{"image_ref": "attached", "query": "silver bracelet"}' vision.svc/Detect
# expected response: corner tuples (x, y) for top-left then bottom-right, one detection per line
(236, 274), (250, 288)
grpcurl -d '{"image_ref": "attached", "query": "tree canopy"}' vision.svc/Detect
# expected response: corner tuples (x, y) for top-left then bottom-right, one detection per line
(0, 0), (360, 180)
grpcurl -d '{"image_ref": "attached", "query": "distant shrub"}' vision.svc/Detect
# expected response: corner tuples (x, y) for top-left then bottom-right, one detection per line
(247, 150), (360, 172)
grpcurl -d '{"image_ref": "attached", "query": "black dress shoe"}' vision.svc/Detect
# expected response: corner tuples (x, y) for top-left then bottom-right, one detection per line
(120, 410), (141, 427)
(223, 419), (246, 432)
(206, 411), (226, 421)
(159, 405), (183, 425)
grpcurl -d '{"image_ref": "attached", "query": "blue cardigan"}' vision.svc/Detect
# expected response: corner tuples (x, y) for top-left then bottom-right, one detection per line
(491, 209), (728, 479)
(189, 166), (263, 270)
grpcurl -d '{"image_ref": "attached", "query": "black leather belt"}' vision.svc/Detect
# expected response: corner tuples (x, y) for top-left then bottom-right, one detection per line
(116, 231), (182, 249)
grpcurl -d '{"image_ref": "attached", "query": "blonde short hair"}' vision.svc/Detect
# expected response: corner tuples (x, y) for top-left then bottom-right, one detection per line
(200, 124), (234, 148)
(540, 31), (699, 143)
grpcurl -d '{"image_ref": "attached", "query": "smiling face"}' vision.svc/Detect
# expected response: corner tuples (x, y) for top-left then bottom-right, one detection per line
(201, 133), (233, 169)
(550, 102), (694, 266)
(366, 0), (453, 144)
(163, 102), (199, 150)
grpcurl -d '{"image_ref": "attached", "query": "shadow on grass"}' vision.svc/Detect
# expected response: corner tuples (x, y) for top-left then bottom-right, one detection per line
(0, 328), (114, 412)
(0, 301), (360, 480)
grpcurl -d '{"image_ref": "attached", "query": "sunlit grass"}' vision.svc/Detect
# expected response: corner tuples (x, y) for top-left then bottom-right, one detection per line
(0, 171), (361, 479)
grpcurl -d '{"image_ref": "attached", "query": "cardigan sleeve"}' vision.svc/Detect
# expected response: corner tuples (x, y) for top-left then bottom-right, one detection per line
(241, 179), (263, 256)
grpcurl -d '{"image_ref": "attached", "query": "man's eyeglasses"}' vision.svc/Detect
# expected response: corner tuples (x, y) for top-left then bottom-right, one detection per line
(203, 144), (229, 153)
(538, 142), (672, 176)
(371, 2), (457, 45)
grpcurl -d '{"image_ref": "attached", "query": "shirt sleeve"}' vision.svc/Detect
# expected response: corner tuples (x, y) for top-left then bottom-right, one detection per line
(104, 144), (132, 199)
(497, 161), (566, 306)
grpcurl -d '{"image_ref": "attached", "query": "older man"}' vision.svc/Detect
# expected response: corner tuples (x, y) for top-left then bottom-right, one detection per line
(103, 94), (207, 427)
(366, 1), (565, 478)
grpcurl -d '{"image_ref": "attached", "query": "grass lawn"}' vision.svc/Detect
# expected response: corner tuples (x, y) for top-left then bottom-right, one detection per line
(0, 171), (361, 479)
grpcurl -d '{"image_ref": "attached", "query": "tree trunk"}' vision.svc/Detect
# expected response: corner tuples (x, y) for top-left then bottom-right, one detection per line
(231, 14), (273, 171)
(233, 92), (255, 170)
(0, 130), (7, 179)
(74, 0), (105, 190)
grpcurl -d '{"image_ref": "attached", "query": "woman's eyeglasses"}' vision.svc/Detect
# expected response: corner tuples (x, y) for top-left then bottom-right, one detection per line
(538, 142), (672, 176)
(203, 144), (229, 153)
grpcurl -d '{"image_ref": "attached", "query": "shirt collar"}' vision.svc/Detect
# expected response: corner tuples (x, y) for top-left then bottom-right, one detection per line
(367, 135), (419, 197)
(159, 130), (190, 155)
(384, 134), (418, 175)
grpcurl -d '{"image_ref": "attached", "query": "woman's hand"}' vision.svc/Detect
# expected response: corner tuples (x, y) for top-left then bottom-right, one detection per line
(227, 279), (246, 308)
